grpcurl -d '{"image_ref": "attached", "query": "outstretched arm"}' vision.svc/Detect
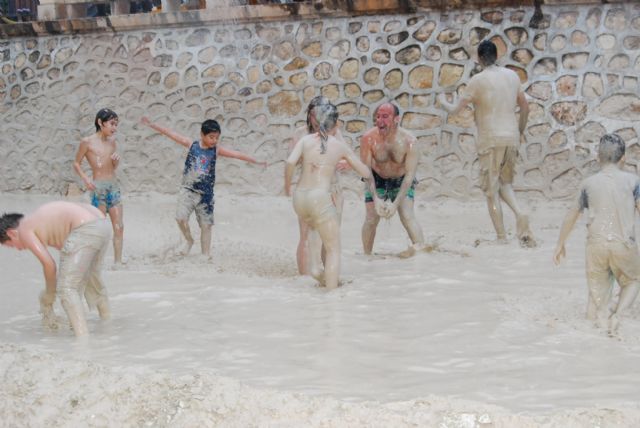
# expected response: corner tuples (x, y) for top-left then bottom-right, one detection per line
(140, 116), (192, 148)
(437, 92), (472, 115)
(217, 146), (267, 166)
(73, 139), (96, 191)
(333, 128), (351, 171)
(284, 139), (304, 196)
(343, 144), (372, 181)
(553, 207), (581, 265)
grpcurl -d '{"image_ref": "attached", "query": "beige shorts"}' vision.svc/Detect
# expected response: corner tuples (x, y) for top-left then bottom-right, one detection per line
(176, 188), (214, 225)
(293, 188), (338, 229)
(586, 240), (640, 289)
(478, 146), (518, 195)
(57, 218), (111, 308)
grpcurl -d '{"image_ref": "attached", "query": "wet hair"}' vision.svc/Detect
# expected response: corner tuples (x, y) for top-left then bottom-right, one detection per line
(374, 102), (400, 118)
(598, 133), (625, 164)
(311, 103), (339, 154)
(201, 119), (221, 135)
(306, 96), (330, 133)
(0, 213), (24, 243)
(94, 108), (118, 132)
(477, 40), (497, 66)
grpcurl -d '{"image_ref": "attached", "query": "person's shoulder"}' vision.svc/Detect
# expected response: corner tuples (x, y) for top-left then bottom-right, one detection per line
(362, 127), (378, 140)
(292, 126), (307, 141)
(298, 133), (315, 144)
(582, 171), (606, 188)
(502, 67), (521, 84)
(467, 70), (484, 84)
(618, 169), (640, 183)
(79, 134), (96, 145)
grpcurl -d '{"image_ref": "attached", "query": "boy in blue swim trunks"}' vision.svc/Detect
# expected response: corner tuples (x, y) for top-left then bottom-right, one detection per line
(74, 108), (125, 265)
(141, 116), (266, 257)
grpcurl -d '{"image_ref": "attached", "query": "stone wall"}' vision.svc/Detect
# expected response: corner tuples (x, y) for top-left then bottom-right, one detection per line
(1, 2), (639, 199)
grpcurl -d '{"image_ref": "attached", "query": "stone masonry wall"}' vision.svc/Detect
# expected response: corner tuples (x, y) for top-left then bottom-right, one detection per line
(1, 2), (639, 199)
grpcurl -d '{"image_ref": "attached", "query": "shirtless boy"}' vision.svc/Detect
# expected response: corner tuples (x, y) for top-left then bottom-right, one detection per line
(73, 108), (124, 264)
(0, 201), (111, 336)
(360, 102), (425, 257)
(554, 134), (640, 333)
(141, 116), (266, 257)
(438, 40), (534, 246)
(290, 96), (348, 275)
(285, 103), (373, 290)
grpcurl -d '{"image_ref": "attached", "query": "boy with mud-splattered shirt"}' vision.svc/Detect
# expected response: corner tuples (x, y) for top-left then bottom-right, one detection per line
(554, 133), (640, 333)
(140, 117), (266, 257)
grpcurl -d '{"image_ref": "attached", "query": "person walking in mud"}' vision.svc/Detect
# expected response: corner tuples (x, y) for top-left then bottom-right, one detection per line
(360, 102), (426, 258)
(74, 108), (125, 264)
(285, 103), (373, 289)
(554, 133), (640, 334)
(289, 96), (349, 275)
(438, 40), (535, 247)
(140, 116), (266, 258)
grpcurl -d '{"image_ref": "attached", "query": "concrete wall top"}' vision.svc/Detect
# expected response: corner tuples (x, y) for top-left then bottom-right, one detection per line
(1, 0), (628, 39)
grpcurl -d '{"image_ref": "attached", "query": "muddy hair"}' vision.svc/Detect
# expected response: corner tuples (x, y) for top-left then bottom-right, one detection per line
(598, 133), (625, 164)
(311, 103), (339, 154)
(94, 108), (118, 132)
(306, 96), (330, 133)
(0, 213), (24, 243)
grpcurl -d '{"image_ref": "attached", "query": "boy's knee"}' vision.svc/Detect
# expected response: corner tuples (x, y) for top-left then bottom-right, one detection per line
(363, 215), (380, 228)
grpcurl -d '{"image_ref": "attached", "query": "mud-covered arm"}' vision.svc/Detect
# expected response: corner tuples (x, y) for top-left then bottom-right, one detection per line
(517, 89), (529, 134)
(284, 139), (304, 196)
(359, 133), (380, 201)
(73, 139), (95, 191)
(343, 144), (372, 182)
(390, 139), (420, 211)
(553, 204), (582, 266)
(23, 230), (57, 301)
(111, 143), (121, 169)
(437, 92), (472, 115)
(140, 116), (192, 148)
(333, 128), (350, 171)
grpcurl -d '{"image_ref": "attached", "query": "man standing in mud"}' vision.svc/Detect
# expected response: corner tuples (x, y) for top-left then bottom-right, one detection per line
(360, 102), (425, 258)
(438, 40), (535, 247)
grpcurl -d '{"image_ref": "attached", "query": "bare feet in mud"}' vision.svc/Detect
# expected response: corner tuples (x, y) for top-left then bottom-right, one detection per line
(517, 215), (537, 248)
(179, 238), (194, 256)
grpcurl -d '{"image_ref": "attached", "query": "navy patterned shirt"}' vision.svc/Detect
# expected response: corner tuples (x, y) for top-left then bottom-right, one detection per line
(181, 141), (217, 201)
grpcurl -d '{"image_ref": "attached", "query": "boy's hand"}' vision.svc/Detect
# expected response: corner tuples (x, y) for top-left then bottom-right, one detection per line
(111, 152), (121, 164)
(140, 116), (151, 126)
(437, 92), (457, 109)
(336, 160), (350, 172)
(553, 245), (566, 265)
(373, 198), (388, 218)
(258, 161), (268, 168)
(84, 179), (96, 191)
